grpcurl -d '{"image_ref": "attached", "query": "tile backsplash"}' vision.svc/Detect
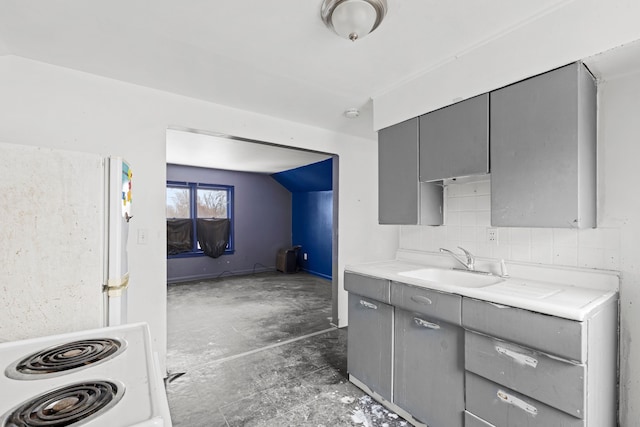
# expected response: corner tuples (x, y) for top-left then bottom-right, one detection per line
(399, 179), (621, 271)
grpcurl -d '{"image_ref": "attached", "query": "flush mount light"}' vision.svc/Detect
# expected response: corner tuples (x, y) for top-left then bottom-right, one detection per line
(321, 0), (388, 41)
(344, 108), (360, 118)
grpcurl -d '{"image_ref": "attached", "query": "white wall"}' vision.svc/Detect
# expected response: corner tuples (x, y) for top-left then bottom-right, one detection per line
(373, 2), (640, 420)
(373, 0), (640, 131)
(401, 180), (621, 271)
(0, 55), (398, 371)
(397, 71), (640, 425)
(599, 71), (640, 426)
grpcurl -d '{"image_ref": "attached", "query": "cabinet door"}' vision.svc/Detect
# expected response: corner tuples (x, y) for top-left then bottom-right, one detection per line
(393, 308), (464, 427)
(378, 118), (443, 225)
(491, 62), (596, 228)
(419, 93), (489, 182)
(347, 294), (393, 401)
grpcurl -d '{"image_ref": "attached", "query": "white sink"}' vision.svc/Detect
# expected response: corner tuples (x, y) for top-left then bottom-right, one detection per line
(398, 268), (504, 288)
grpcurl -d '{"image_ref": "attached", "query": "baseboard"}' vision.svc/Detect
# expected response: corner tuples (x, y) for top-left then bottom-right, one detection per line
(301, 269), (332, 280)
(167, 266), (275, 284)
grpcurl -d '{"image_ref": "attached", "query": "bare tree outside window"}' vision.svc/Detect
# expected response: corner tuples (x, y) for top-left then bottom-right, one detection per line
(166, 187), (190, 218)
(197, 189), (228, 218)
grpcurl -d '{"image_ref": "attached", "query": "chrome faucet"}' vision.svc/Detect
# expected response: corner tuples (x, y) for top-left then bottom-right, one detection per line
(439, 246), (475, 271)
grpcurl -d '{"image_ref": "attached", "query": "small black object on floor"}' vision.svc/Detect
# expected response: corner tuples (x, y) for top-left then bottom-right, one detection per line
(276, 245), (302, 273)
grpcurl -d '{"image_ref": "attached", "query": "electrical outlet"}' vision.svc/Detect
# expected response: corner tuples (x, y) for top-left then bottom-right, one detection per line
(486, 228), (498, 244)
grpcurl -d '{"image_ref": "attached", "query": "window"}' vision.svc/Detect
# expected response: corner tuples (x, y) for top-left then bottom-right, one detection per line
(166, 181), (234, 257)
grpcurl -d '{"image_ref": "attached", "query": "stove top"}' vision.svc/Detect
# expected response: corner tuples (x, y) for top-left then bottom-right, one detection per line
(0, 323), (171, 427)
(6, 338), (126, 380)
(2, 380), (124, 427)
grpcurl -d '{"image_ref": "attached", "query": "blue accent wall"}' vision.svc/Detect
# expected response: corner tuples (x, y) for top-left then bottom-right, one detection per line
(271, 158), (333, 280)
(292, 191), (333, 279)
(271, 158), (332, 192)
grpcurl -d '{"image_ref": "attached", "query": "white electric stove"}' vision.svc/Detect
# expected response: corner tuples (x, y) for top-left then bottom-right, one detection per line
(0, 323), (172, 427)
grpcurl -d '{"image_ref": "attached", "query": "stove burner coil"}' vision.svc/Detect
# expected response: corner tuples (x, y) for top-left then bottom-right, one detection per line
(5, 339), (125, 380)
(1, 380), (124, 427)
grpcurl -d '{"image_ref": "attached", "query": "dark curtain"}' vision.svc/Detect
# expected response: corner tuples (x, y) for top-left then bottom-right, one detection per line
(167, 219), (193, 255)
(197, 218), (230, 258)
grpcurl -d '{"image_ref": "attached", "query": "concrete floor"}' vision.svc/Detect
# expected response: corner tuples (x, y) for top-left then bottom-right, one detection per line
(165, 271), (410, 426)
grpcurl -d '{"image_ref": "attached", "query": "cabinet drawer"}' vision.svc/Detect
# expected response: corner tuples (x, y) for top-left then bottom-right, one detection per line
(465, 331), (586, 418)
(465, 372), (584, 427)
(462, 298), (586, 362)
(391, 281), (461, 324)
(465, 411), (496, 427)
(344, 272), (390, 304)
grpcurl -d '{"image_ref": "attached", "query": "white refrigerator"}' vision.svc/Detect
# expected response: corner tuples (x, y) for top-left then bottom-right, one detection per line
(0, 142), (133, 342)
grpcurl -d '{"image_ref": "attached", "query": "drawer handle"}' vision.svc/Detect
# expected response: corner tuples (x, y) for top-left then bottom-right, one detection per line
(410, 295), (433, 305)
(495, 346), (538, 368)
(359, 300), (377, 310)
(497, 390), (538, 416)
(414, 317), (440, 330)
(489, 302), (509, 309)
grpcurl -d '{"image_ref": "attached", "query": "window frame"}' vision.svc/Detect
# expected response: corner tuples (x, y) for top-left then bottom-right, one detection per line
(166, 180), (234, 258)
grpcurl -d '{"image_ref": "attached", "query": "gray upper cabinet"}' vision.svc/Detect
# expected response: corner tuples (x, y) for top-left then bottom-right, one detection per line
(378, 118), (443, 225)
(491, 62), (597, 228)
(419, 93), (489, 182)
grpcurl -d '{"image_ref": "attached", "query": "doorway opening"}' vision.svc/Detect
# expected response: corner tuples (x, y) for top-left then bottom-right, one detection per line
(165, 127), (339, 325)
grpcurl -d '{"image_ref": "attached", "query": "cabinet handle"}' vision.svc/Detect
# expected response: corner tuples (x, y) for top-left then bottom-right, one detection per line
(414, 317), (440, 330)
(495, 346), (538, 368)
(359, 300), (377, 310)
(497, 389), (538, 416)
(410, 295), (433, 305)
(489, 302), (509, 309)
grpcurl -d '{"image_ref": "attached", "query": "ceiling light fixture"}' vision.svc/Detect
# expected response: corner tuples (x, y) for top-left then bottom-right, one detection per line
(321, 0), (388, 42)
(344, 108), (360, 118)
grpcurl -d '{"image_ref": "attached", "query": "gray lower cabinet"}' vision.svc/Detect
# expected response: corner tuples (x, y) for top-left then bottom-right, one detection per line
(462, 296), (618, 426)
(394, 308), (464, 427)
(466, 372), (584, 427)
(344, 271), (391, 304)
(346, 271), (618, 427)
(462, 297), (586, 361)
(391, 282), (464, 426)
(465, 331), (586, 418)
(419, 93), (489, 182)
(490, 61), (597, 228)
(347, 293), (393, 402)
(378, 117), (443, 225)
(465, 411), (496, 427)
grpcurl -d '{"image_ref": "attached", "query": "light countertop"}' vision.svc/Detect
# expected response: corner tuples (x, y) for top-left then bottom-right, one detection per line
(345, 250), (619, 321)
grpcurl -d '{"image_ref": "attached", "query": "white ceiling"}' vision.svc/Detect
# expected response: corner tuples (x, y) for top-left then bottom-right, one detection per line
(166, 129), (332, 174)
(0, 0), (574, 141)
(584, 39), (640, 82)
(2, 1), (639, 173)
